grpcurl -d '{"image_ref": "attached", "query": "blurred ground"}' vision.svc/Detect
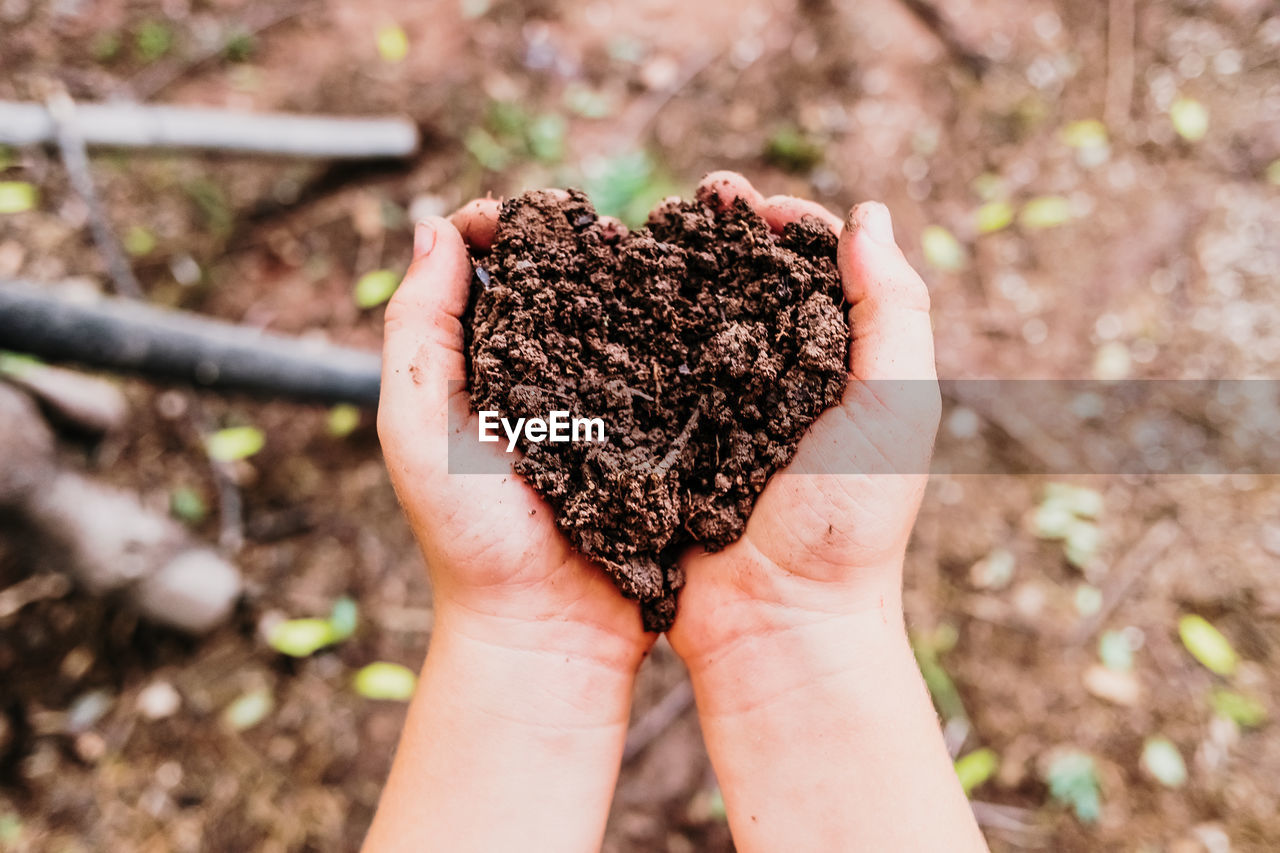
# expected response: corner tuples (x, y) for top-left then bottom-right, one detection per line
(1, 0), (1279, 850)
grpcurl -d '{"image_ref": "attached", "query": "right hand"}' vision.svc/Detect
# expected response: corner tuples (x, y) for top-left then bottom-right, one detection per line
(664, 172), (942, 699)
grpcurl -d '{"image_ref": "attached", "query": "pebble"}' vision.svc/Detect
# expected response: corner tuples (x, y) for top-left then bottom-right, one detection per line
(1083, 664), (1141, 706)
(136, 681), (182, 720)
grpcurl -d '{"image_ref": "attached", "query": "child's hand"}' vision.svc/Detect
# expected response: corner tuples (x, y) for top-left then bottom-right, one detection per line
(377, 210), (654, 675)
(663, 172), (941, 705)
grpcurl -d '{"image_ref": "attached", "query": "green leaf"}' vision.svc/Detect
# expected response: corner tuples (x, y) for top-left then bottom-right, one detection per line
(1043, 483), (1103, 517)
(526, 114), (568, 163)
(970, 172), (1005, 202)
(464, 127), (512, 171)
(1179, 614), (1238, 676)
(1170, 97), (1209, 143)
(91, 32), (121, 61)
(564, 84), (616, 119)
(582, 150), (678, 228)
(1074, 584), (1103, 617)
(329, 596), (359, 641)
(0, 181), (37, 214)
(354, 269), (400, 308)
(1098, 630), (1133, 672)
(705, 787), (727, 822)
(764, 125), (825, 173)
(353, 662), (417, 700)
(222, 687), (273, 731)
(1019, 196), (1073, 230)
(1032, 503), (1075, 539)
(1046, 751), (1101, 823)
(1209, 689), (1267, 728)
(0, 145), (12, 171)
(0, 812), (21, 844)
(1141, 736), (1187, 788)
(974, 200), (1014, 234)
(124, 225), (156, 256)
(224, 32), (256, 63)
(206, 426), (265, 462)
(1268, 159), (1280, 187)
(170, 486), (208, 524)
(911, 635), (967, 721)
(327, 403), (361, 437)
(921, 225), (967, 272)
(1061, 119), (1109, 149)
(135, 20), (173, 62)
(955, 747), (1000, 795)
(269, 618), (337, 657)
(376, 23), (409, 63)
(1064, 519), (1102, 569)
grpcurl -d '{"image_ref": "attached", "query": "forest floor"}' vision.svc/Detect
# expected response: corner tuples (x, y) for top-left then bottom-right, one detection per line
(1, 0), (1279, 850)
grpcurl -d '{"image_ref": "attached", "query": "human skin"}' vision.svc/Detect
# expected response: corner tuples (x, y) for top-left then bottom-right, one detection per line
(366, 172), (986, 852)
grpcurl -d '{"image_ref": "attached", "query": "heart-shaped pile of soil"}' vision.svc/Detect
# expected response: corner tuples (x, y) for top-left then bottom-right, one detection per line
(465, 188), (849, 631)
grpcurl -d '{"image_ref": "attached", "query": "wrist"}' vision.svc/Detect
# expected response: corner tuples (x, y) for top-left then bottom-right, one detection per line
(429, 604), (641, 726)
(682, 587), (912, 718)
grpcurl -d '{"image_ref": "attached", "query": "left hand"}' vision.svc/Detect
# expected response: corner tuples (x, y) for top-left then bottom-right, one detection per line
(377, 202), (655, 676)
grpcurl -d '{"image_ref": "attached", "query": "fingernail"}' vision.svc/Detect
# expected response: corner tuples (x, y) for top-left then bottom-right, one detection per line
(413, 220), (438, 260)
(851, 202), (895, 247)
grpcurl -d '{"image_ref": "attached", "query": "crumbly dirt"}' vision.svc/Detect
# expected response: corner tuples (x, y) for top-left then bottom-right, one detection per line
(466, 189), (848, 631)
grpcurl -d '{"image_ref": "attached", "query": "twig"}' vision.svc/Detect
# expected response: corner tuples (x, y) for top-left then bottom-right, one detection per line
(1070, 518), (1180, 644)
(945, 383), (1076, 473)
(0, 573), (72, 620)
(125, 3), (309, 101)
(623, 679), (695, 763)
(895, 0), (991, 78)
(0, 100), (419, 160)
(46, 92), (143, 299)
(651, 402), (702, 479)
(1105, 0), (1136, 131)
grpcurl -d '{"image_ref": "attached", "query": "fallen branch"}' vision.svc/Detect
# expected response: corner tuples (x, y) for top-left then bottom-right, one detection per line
(46, 92), (144, 299)
(0, 279), (381, 405)
(0, 100), (419, 160)
(895, 0), (991, 78)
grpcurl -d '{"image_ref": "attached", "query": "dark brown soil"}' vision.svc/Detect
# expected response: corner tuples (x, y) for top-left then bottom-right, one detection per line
(465, 188), (849, 631)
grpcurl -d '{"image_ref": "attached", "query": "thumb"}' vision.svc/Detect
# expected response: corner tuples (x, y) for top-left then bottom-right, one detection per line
(377, 217), (473, 470)
(837, 202), (937, 382)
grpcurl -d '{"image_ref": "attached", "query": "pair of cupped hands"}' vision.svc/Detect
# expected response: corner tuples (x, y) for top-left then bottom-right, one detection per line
(377, 170), (940, 690)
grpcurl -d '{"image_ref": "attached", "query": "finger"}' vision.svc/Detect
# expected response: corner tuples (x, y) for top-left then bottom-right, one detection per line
(695, 170), (766, 215)
(761, 194), (843, 235)
(836, 202), (936, 382)
(450, 198), (500, 250)
(378, 217), (473, 468)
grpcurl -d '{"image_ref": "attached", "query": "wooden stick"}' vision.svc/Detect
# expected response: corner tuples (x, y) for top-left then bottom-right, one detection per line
(1070, 518), (1180, 644)
(0, 279), (381, 405)
(0, 100), (419, 160)
(46, 92), (144, 299)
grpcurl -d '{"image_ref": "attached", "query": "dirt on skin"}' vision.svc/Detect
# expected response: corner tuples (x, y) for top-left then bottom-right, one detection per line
(465, 187), (849, 631)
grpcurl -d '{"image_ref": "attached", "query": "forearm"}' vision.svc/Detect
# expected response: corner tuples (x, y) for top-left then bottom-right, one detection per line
(363, 608), (635, 853)
(688, 588), (987, 852)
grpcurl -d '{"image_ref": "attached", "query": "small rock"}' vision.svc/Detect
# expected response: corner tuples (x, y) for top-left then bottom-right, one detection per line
(136, 681), (182, 720)
(640, 54), (679, 91)
(1083, 664), (1141, 706)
